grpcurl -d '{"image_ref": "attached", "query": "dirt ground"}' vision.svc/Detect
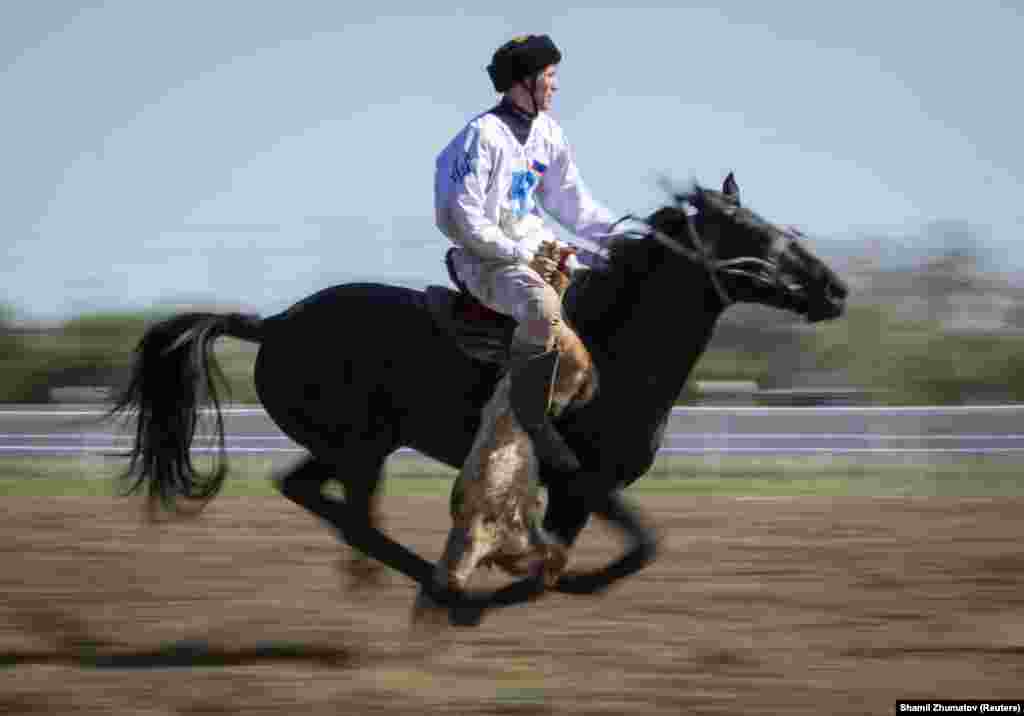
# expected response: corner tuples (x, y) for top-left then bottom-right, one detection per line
(1, 493), (1022, 715)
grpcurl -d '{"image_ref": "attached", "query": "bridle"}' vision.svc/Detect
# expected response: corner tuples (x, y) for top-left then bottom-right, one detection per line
(613, 201), (805, 311)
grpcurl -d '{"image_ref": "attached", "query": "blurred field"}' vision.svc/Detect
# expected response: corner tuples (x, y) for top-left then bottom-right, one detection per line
(0, 489), (1021, 715)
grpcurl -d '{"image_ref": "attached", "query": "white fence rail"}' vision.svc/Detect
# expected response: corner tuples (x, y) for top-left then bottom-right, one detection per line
(1, 405), (1023, 457)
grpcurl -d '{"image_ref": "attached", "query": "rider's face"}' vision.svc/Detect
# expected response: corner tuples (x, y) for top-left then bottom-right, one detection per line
(533, 65), (558, 112)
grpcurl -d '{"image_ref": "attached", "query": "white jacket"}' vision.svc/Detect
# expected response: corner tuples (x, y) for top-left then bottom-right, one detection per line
(434, 108), (620, 286)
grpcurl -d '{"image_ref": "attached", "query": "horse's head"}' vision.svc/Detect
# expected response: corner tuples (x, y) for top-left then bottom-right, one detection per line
(647, 173), (848, 322)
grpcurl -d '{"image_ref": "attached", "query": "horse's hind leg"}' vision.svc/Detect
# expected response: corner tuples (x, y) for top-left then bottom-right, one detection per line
(336, 461), (387, 588)
(276, 454), (436, 588)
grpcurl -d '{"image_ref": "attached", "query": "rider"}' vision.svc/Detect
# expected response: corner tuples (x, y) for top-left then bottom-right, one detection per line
(434, 34), (627, 469)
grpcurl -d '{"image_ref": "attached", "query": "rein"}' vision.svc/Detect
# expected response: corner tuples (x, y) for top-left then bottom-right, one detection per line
(612, 210), (732, 308)
(614, 205), (798, 310)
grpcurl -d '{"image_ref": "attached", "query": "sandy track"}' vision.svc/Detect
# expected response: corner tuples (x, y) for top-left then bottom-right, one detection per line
(1, 494), (1022, 714)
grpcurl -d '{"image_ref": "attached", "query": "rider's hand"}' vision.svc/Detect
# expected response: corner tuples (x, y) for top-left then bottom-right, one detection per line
(529, 253), (558, 282)
(531, 241), (577, 297)
(528, 244), (559, 283)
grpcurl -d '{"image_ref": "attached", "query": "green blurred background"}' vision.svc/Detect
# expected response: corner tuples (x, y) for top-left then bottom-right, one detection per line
(3, 244), (1024, 406)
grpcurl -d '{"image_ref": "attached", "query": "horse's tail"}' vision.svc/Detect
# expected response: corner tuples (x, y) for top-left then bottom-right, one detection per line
(108, 312), (265, 513)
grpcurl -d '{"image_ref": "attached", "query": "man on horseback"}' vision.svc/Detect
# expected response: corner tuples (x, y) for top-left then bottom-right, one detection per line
(434, 34), (625, 470)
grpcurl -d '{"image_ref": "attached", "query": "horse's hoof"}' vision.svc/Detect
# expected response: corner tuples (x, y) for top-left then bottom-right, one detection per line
(541, 545), (570, 588)
(555, 570), (610, 596)
(417, 585), (485, 627)
(448, 596), (486, 628)
(423, 581), (462, 608)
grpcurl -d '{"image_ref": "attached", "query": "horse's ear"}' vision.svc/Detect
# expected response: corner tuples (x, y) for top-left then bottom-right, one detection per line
(722, 172), (740, 204)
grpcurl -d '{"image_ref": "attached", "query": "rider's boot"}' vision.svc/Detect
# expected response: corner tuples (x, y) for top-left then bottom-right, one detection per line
(508, 336), (593, 473)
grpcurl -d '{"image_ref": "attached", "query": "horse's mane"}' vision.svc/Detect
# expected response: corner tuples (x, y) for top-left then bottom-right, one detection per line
(568, 204), (703, 343)
(597, 184), (744, 280)
(568, 182), (753, 344)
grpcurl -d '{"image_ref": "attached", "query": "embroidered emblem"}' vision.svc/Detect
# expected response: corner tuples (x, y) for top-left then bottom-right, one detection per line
(508, 160), (548, 219)
(450, 127), (481, 185)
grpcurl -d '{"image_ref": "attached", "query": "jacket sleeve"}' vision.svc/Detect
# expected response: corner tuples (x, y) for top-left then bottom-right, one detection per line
(537, 136), (620, 249)
(437, 125), (528, 264)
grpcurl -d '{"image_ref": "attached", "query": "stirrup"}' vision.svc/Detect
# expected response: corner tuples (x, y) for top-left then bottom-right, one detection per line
(508, 350), (581, 472)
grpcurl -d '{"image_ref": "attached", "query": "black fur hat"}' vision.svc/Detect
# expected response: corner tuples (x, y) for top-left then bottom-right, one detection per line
(487, 35), (562, 93)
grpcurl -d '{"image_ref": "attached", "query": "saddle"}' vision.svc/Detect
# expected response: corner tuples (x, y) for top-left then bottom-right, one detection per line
(423, 250), (518, 365)
(424, 249), (588, 473)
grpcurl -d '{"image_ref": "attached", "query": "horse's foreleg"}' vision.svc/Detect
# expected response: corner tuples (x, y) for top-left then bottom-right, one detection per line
(542, 480), (592, 547)
(529, 522), (569, 588)
(554, 489), (660, 595)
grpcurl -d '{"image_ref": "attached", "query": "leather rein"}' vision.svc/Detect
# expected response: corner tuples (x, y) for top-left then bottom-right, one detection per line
(614, 205), (800, 310)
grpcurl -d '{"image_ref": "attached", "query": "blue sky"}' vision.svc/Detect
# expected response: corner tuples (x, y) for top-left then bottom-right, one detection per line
(3, 1), (1022, 319)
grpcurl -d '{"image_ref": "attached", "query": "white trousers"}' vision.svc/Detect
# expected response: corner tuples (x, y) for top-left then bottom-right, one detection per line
(449, 249), (563, 350)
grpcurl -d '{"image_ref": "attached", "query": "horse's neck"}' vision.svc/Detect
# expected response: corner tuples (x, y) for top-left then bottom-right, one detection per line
(577, 263), (723, 416)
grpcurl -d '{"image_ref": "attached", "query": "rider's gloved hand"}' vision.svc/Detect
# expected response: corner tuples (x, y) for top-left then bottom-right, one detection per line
(530, 241), (580, 297)
(528, 252), (558, 283)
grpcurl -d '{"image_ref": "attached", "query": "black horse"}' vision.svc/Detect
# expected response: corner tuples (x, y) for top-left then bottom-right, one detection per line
(112, 173), (847, 624)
